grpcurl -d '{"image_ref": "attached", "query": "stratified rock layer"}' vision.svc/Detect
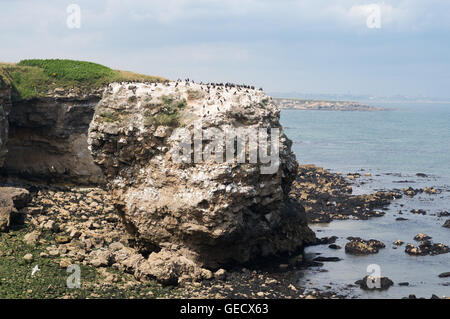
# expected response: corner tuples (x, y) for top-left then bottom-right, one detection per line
(88, 81), (315, 283)
(2, 95), (105, 184)
(0, 76), (11, 167)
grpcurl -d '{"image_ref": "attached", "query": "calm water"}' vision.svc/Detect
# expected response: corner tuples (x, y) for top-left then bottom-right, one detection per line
(280, 103), (450, 299)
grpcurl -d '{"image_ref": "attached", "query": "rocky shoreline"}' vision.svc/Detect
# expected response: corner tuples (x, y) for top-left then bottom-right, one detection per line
(1, 164), (448, 299)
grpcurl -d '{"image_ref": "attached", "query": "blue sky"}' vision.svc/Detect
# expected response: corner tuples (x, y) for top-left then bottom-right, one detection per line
(1, 0), (449, 98)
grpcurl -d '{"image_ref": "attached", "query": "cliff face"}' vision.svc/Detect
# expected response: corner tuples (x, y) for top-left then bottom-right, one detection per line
(0, 77), (11, 167)
(88, 81), (315, 283)
(1, 94), (105, 184)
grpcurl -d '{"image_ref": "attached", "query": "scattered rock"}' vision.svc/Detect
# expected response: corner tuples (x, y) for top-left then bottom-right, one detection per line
(355, 276), (394, 291)
(414, 233), (431, 241)
(23, 253), (33, 263)
(328, 244), (341, 250)
(214, 269), (227, 281)
(410, 209), (427, 215)
(24, 231), (40, 246)
(405, 242), (449, 256)
(438, 272), (450, 278)
(345, 237), (385, 255)
(393, 240), (404, 246)
(0, 187), (31, 232)
(443, 220), (450, 228)
(313, 256), (341, 262)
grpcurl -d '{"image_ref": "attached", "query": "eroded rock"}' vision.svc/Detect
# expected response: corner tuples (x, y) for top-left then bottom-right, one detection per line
(0, 187), (31, 232)
(88, 81), (315, 283)
(345, 237), (385, 255)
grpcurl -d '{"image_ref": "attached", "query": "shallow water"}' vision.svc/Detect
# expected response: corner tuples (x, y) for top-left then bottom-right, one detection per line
(280, 103), (450, 299)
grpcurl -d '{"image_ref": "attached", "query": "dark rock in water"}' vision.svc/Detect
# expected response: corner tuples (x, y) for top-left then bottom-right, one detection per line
(290, 165), (402, 223)
(416, 173), (428, 178)
(410, 209), (427, 215)
(355, 276), (394, 291)
(438, 272), (450, 278)
(431, 294), (441, 299)
(438, 211), (450, 217)
(313, 256), (341, 262)
(328, 244), (341, 250)
(403, 187), (422, 197)
(345, 237), (385, 255)
(396, 217), (408, 221)
(408, 294), (417, 299)
(443, 219), (450, 228)
(398, 282), (409, 286)
(405, 241), (449, 256)
(414, 233), (431, 241)
(311, 236), (338, 246)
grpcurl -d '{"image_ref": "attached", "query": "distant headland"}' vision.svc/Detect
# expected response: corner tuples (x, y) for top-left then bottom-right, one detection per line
(273, 97), (384, 111)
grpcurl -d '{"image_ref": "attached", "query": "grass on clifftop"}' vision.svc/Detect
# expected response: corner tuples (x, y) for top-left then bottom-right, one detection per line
(0, 59), (166, 101)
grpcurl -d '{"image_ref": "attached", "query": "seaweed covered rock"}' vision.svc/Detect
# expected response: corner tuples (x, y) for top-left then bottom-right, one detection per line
(88, 81), (315, 283)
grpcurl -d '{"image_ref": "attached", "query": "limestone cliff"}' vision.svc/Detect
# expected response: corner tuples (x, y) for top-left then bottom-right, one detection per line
(2, 93), (105, 184)
(0, 75), (11, 167)
(88, 81), (315, 283)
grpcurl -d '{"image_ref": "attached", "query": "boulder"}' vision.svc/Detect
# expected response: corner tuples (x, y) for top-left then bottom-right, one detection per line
(88, 82), (315, 283)
(355, 276), (394, 291)
(443, 219), (450, 228)
(345, 237), (385, 255)
(0, 187), (31, 232)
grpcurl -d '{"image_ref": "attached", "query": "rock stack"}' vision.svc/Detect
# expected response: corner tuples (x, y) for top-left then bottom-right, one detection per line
(88, 81), (315, 283)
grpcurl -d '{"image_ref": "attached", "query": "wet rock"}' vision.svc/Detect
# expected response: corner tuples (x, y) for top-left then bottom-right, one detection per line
(313, 256), (341, 262)
(328, 244), (341, 250)
(414, 233), (431, 241)
(438, 211), (450, 217)
(290, 165), (402, 223)
(345, 237), (385, 255)
(405, 242), (449, 256)
(423, 187), (437, 194)
(312, 236), (338, 245)
(438, 272), (450, 278)
(410, 209), (427, 215)
(355, 276), (394, 291)
(393, 240), (404, 246)
(443, 220), (450, 228)
(396, 217), (408, 221)
(398, 282), (409, 286)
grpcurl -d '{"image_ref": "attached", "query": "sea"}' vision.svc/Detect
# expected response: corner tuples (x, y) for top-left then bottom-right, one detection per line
(280, 102), (450, 299)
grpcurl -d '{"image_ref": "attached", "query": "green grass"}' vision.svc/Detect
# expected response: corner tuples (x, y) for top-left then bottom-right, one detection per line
(0, 59), (166, 101)
(144, 95), (187, 127)
(0, 225), (176, 299)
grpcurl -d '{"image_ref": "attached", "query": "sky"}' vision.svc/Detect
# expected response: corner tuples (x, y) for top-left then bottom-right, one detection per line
(1, 0), (450, 98)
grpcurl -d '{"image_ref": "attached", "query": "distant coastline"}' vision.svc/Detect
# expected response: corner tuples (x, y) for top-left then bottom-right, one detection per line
(273, 97), (384, 111)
